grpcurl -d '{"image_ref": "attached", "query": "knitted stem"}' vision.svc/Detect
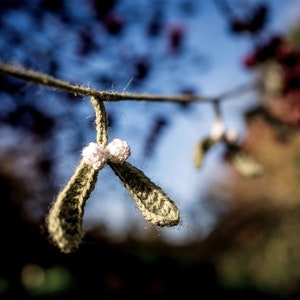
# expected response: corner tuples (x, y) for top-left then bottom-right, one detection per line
(47, 160), (98, 253)
(109, 161), (180, 226)
(90, 96), (108, 146)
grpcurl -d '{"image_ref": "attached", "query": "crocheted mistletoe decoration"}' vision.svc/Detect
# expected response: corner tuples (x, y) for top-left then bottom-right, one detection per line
(47, 97), (180, 253)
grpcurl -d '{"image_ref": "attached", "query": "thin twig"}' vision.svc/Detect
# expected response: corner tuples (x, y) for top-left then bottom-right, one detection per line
(0, 60), (256, 103)
(217, 81), (259, 100)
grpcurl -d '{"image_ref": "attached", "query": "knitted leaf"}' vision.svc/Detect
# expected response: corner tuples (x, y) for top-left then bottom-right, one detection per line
(109, 161), (180, 226)
(47, 158), (99, 253)
(229, 149), (263, 178)
(193, 137), (217, 168)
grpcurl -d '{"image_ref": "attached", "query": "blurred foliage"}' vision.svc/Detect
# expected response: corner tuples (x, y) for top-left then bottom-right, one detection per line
(206, 103), (300, 296)
(204, 17), (300, 298)
(289, 21), (300, 51)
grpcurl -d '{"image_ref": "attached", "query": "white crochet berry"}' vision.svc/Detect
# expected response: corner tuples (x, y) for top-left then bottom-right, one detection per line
(82, 142), (107, 170)
(106, 139), (131, 164)
(225, 129), (239, 143)
(210, 119), (225, 140)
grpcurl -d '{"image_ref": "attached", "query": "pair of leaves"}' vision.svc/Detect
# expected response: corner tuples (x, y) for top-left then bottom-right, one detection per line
(47, 97), (180, 253)
(194, 134), (263, 178)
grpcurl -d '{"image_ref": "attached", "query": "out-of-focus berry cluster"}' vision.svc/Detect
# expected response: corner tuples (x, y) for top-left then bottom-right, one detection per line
(243, 35), (300, 126)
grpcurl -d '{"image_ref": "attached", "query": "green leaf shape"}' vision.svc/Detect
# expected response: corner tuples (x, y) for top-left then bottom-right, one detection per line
(109, 161), (180, 227)
(230, 149), (264, 178)
(193, 137), (218, 168)
(47, 160), (99, 253)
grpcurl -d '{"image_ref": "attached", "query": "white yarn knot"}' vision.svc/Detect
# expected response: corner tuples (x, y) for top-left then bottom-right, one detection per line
(82, 139), (130, 170)
(210, 119), (225, 140)
(225, 129), (239, 143)
(82, 143), (107, 170)
(106, 138), (131, 164)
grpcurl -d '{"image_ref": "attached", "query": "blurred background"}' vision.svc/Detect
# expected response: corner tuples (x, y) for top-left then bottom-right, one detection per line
(1, 0), (300, 298)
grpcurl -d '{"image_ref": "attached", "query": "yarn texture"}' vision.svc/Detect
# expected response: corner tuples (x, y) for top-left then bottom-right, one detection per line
(47, 96), (107, 253)
(82, 142), (107, 170)
(106, 138), (131, 163)
(47, 160), (98, 253)
(82, 139), (131, 170)
(109, 161), (180, 226)
(47, 96), (180, 253)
